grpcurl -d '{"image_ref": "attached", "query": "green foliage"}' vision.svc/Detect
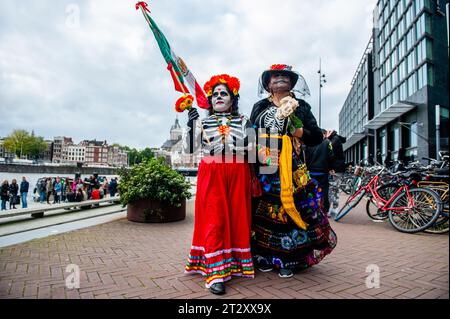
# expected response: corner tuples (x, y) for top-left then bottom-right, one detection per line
(118, 157), (192, 207)
(3, 130), (48, 159)
(288, 114), (304, 135)
(119, 145), (154, 166)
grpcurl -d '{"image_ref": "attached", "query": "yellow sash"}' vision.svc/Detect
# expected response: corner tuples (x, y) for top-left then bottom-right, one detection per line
(279, 135), (308, 230)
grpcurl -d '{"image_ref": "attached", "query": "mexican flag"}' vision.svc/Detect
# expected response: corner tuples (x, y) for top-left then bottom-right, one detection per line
(136, 2), (209, 109)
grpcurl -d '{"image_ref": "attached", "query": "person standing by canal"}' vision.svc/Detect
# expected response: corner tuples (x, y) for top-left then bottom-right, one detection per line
(1, 180), (9, 211)
(9, 179), (19, 210)
(46, 178), (53, 204)
(54, 178), (62, 204)
(20, 177), (29, 209)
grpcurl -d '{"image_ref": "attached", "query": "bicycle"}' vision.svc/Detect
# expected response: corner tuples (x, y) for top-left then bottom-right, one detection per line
(334, 167), (442, 233)
(419, 181), (449, 234)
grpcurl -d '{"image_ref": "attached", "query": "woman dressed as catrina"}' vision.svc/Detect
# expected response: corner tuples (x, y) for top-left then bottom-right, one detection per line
(250, 64), (337, 279)
(184, 74), (255, 295)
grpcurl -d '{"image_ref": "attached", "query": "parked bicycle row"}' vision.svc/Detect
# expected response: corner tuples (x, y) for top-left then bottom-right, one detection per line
(329, 151), (449, 234)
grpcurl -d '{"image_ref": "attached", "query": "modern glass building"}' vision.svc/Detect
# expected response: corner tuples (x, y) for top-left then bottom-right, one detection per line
(340, 0), (449, 164)
(339, 40), (375, 165)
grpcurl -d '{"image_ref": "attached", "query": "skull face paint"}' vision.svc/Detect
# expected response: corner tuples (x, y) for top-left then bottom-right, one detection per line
(212, 84), (233, 113)
(268, 73), (292, 93)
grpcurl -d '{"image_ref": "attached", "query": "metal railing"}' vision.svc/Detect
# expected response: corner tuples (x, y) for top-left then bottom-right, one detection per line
(0, 197), (121, 220)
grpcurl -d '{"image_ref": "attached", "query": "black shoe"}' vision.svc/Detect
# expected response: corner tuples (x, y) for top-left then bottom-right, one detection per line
(209, 283), (226, 295)
(258, 265), (273, 273)
(279, 268), (294, 278)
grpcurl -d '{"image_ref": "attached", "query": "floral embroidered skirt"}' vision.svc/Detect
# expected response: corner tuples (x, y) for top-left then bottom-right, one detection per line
(252, 178), (337, 271)
(185, 157), (255, 288)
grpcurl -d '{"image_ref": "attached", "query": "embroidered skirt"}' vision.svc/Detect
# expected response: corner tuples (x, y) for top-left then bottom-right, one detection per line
(252, 178), (337, 270)
(185, 156), (255, 288)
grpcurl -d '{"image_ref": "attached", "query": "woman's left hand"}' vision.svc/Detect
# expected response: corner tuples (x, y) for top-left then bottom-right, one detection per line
(293, 127), (304, 139)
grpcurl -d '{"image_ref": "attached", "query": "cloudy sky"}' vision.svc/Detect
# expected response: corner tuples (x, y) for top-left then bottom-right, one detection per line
(0, 0), (376, 149)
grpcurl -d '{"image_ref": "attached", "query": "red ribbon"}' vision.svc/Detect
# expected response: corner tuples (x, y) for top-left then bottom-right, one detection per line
(135, 2), (151, 12)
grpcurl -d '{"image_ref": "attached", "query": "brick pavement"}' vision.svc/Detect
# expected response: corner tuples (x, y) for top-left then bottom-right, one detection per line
(0, 199), (448, 299)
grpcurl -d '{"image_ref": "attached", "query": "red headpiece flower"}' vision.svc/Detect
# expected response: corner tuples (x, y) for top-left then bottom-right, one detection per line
(270, 64), (293, 71)
(203, 74), (240, 97)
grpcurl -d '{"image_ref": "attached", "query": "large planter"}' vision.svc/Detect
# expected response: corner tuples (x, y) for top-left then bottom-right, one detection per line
(127, 198), (186, 223)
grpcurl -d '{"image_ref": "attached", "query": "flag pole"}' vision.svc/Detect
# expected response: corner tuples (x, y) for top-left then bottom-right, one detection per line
(138, 4), (188, 96)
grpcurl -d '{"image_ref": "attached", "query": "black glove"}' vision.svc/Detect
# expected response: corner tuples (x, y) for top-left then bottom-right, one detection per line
(188, 108), (200, 122)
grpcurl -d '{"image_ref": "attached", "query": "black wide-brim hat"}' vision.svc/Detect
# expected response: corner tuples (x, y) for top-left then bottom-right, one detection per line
(258, 64), (311, 98)
(261, 64), (299, 92)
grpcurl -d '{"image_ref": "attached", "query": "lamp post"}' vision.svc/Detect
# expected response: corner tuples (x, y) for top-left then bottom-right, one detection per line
(436, 105), (441, 158)
(318, 58), (327, 128)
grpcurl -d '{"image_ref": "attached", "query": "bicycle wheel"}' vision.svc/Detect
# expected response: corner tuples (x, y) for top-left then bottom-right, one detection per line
(340, 176), (355, 195)
(388, 188), (442, 233)
(424, 199), (449, 234)
(335, 189), (366, 222)
(366, 183), (400, 220)
(422, 186), (449, 234)
(424, 215), (449, 234)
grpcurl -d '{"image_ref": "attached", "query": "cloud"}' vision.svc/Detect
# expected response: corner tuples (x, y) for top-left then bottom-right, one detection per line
(0, 0), (376, 149)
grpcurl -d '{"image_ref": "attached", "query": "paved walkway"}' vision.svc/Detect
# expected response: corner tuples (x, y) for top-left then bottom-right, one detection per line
(0, 199), (448, 299)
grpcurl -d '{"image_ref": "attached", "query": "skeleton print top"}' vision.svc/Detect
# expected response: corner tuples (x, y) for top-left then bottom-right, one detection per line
(255, 105), (289, 136)
(184, 112), (254, 157)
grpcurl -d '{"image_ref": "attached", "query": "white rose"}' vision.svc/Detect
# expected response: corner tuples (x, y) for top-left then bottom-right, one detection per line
(276, 97), (299, 119)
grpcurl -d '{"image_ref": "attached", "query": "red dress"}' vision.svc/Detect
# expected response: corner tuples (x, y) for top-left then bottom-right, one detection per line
(184, 113), (255, 288)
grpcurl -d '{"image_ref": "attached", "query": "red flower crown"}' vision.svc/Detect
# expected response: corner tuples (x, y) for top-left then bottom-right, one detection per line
(203, 74), (240, 97)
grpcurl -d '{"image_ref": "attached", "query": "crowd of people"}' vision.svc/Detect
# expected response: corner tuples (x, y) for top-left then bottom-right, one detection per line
(0, 175), (119, 211)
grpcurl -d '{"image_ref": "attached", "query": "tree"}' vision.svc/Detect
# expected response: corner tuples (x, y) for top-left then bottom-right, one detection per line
(3, 130), (31, 158)
(140, 148), (154, 162)
(117, 146), (154, 166)
(3, 130), (48, 159)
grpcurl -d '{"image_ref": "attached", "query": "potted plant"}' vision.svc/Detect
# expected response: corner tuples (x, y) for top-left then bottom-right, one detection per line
(118, 158), (192, 223)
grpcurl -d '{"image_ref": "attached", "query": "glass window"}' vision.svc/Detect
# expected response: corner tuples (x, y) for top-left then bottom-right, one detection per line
(386, 74), (392, 92)
(384, 6), (389, 24)
(397, 0), (404, 18)
(415, 0), (424, 15)
(406, 28), (416, 51)
(381, 81), (386, 97)
(407, 73), (417, 95)
(392, 68), (399, 87)
(398, 17), (405, 36)
(390, 12), (396, 30)
(417, 63), (427, 89)
(407, 50), (416, 74)
(416, 14), (425, 39)
(386, 56), (392, 74)
(400, 80), (408, 99)
(399, 60), (406, 80)
(398, 38), (405, 59)
(393, 88), (400, 103)
(392, 30), (397, 47)
(392, 47), (398, 67)
(416, 39), (423, 64)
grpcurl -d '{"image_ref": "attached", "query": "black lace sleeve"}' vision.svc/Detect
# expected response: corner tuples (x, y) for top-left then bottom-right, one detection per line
(295, 99), (323, 147)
